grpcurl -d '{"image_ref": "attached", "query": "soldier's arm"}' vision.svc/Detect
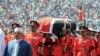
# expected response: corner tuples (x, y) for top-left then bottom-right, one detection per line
(73, 38), (78, 56)
(90, 38), (97, 56)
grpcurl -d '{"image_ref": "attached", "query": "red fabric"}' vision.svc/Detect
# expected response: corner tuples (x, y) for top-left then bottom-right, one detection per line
(71, 36), (76, 48)
(53, 35), (73, 56)
(53, 41), (63, 56)
(90, 38), (97, 56)
(97, 38), (100, 55)
(43, 45), (53, 56)
(5, 33), (26, 45)
(42, 36), (54, 56)
(63, 35), (73, 56)
(74, 37), (96, 56)
(79, 10), (85, 22)
(5, 33), (15, 45)
(39, 17), (52, 32)
(53, 45), (63, 56)
(24, 32), (43, 56)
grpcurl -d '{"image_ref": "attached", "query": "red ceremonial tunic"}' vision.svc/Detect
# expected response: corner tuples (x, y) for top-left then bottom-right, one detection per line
(5, 33), (15, 45)
(74, 36), (96, 56)
(63, 35), (73, 56)
(52, 39), (63, 56)
(24, 32), (43, 56)
(96, 38), (100, 56)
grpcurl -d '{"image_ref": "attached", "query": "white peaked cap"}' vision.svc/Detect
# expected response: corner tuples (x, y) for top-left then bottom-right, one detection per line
(14, 27), (23, 33)
(88, 28), (95, 31)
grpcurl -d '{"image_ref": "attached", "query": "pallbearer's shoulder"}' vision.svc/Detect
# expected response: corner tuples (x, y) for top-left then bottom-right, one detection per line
(38, 32), (43, 36)
(34, 32), (43, 36)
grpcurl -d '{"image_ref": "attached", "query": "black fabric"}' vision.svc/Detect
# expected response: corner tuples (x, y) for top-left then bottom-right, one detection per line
(52, 21), (64, 38)
(52, 20), (76, 38)
(70, 22), (76, 34)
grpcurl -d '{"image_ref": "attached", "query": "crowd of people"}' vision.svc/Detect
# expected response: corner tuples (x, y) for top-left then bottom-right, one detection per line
(0, 0), (100, 31)
(0, 0), (100, 56)
(0, 20), (100, 56)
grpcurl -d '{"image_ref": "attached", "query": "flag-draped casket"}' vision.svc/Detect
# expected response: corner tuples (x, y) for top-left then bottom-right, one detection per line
(39, 17), (76, 38)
